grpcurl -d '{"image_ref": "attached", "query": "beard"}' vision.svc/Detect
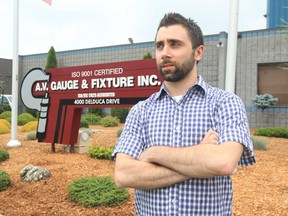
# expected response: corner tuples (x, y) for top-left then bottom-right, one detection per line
(157, 52), (195, 82)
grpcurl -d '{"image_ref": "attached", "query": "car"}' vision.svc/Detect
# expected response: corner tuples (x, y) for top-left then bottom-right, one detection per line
(0, 94), (12, 110)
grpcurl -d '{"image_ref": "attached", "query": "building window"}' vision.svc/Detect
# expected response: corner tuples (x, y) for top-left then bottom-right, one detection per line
(258, 63), (288, 107)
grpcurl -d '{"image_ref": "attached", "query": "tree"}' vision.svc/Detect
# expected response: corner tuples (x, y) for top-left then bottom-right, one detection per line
(143, 52), (152, 59)
(45, 46), (58, 69)
(253, 94), (278, 127)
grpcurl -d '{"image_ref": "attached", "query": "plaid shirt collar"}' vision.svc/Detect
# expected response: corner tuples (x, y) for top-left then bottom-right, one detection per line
(153, 75), (208, 101)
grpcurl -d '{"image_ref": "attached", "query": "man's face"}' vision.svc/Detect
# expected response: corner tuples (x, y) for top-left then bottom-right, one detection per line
(155, 24), (196, 82)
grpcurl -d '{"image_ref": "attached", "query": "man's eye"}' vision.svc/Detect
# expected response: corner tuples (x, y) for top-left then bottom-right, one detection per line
(171, 41), (180, 46)
(156, 44), (163, 49)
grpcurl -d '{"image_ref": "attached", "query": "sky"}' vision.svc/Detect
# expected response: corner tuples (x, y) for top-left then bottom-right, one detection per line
(0, 0), (267, 59)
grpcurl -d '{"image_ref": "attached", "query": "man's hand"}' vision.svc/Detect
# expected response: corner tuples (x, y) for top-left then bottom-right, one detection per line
(140, 130), (219, 163)
(115, 153), (190, 189)
(200, 129), (219, 144)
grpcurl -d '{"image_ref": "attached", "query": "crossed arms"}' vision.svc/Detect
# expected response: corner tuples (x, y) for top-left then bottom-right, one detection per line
(114, 130), (243, 189)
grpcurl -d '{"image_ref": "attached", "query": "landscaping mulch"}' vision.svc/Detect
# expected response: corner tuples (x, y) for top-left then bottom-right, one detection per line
(0, 125), (287, 215)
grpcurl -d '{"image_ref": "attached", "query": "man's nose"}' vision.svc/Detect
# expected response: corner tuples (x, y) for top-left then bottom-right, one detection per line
(161, 45), (171, 59)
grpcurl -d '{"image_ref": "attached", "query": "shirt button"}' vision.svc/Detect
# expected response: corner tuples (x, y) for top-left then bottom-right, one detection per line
(175, 125), (181, 132)
(171, 199), (176, 205)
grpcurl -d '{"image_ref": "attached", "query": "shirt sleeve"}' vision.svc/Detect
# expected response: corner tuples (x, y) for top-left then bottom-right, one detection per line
(216, 94), (256, 166)
(111, 102), (145, 160)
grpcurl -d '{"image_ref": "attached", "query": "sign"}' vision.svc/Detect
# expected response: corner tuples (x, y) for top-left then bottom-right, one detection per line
(20, 59), (162, 151)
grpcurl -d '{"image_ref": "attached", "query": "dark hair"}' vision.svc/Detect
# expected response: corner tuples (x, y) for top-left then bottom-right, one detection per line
(156, 13), (204, 49)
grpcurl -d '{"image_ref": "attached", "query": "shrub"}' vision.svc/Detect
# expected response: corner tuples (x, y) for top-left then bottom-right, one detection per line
(100, 116), (120, 127)
(26, 131), (37, 140)
(89, 146), (114, 160)
(21, 121), (38, 132)
(254, 127), (288, 138)
(80, 119), (89, 128)
(25, 108), (39, 118)
(116, 128), (123, 137)
(0, 119), (11, 129)
(252, 136), (268, 150)
(88, 108), (102, 117)
(0, 111), (11, 123)
(0, 122), (10, 134)
(67, 176), (129, 208)
(17, 113), (36, 126)
(111, 108), (130, 123)
(0, 104), (11, 113)
(81, 113), (101, 125)
(0, 170), (11, 191)
(0, 149), (9, 162)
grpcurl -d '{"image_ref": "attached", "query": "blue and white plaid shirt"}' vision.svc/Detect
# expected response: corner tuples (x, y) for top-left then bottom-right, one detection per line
(113, 75), (255, 216)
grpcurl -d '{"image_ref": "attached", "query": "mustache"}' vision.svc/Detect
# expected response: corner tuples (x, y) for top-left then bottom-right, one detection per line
(160, 60), (175, 65)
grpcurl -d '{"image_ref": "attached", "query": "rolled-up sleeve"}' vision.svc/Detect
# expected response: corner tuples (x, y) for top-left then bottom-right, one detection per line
(217, 95), (256, 166)
(112, 102), (145, 160)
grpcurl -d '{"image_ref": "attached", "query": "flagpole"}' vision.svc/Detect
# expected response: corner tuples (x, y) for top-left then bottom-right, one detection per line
(7, 0), (21, 147)
(225, 0), (239, 94)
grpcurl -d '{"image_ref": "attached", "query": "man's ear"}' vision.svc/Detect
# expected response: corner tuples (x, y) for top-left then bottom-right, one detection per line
(195, 45), (205, 62)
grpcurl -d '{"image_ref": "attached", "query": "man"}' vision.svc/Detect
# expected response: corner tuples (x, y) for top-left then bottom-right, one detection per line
(112, 13), (255, 215)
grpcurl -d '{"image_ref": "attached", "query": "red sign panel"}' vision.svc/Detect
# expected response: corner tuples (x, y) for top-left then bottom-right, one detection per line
(21, 59), (162, 150)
